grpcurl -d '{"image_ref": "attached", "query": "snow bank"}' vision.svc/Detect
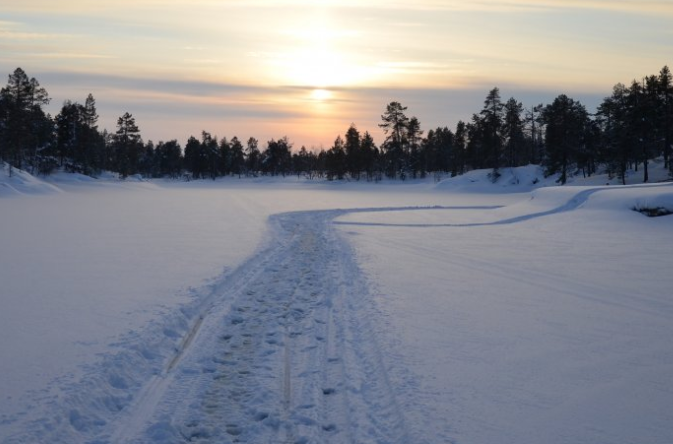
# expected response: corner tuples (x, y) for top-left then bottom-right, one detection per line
(434, 164), (547, 193)
(434, 160), (672, 194)
(0, 163), (62, 196)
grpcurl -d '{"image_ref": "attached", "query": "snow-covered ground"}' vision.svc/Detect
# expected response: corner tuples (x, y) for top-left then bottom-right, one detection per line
(1, 163), (672, 443)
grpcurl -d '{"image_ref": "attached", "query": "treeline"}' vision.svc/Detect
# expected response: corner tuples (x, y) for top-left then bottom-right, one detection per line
(1, 66), (672, 184)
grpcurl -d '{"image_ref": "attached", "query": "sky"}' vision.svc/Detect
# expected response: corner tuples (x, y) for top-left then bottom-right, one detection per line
(1, 0), (671, 149)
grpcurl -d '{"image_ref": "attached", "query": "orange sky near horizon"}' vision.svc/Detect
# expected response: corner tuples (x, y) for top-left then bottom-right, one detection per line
(1, 0), (671, 148)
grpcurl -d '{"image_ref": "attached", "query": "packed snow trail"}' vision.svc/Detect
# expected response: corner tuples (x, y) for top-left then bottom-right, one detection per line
(105, 208), (415, 444)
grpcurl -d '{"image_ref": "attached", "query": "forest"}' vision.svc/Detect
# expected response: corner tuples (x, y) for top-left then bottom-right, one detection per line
(0, 66), (671, 184)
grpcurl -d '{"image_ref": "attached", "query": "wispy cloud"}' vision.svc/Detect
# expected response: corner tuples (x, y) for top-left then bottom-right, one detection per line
(41, 71), (271, 98)
(220, 0), (673, 16)
(2, 0), (668, 148)
(6, 0), (671, 15)
(38, 68), (606, 145)
(0, 20), (73, 41)
(33, 53), (116, 60)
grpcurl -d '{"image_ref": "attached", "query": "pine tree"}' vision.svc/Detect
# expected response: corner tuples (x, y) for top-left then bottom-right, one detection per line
(54, 95), (104, 175)
(230, 136), (245, 177)
(155, 140), (182, 178)
(55, 100), (81, 166)
(184, 136), (201, 178)
(200, 131), (220, 179)
(465, 114), (485, 170)
(453, 121), (467, 176)
(360, 131), (379, 181)
(479, 87), (504, 179)
(113, 112), (142, 178)
(218, 136), (231, 176)
(0, 68), (52, 170)
(502, 97), (525, 168)
(379, 101), (409, 178)
(631, 77), (660, 182)
(344, 124), (362, 180)
(138, 140), (157, 177)
(422, 127), (453, 176)
(597, 84), (631, 184)
(541, 94), (590, 185)
(245, 137), (260, 176)
(407, 116), (423, 178)
(83, 93), (98, 129)
(657, 66), (673, 172)
(262, 137), (292, 176)
(524, 104), (544, 165)
(292, 146), (313, 178)
(325, 136), (347, 180)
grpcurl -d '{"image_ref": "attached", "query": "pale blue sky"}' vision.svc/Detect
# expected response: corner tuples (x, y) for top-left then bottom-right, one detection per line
(1, 0), (671, 147)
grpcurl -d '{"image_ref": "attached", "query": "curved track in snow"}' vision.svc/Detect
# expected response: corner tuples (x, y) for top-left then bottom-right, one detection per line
(334, 183), (673, 228)
(9, 184), (671, 443)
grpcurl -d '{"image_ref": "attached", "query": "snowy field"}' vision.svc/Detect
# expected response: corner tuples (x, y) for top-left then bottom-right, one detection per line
(1, 164), (672, 444)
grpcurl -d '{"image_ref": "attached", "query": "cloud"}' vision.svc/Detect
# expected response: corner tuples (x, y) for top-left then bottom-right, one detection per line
(41, 71), (265, 97)
(222, 0), (673, 16)
(495, 0), (673, 15)
(2, 1), (665, 148)
(6, 0), (670, 15)
(30, 67), (610, 147)
(0, 20), (73, 41)
(40, 70), (310, 118)
(32, 53), (116, 60)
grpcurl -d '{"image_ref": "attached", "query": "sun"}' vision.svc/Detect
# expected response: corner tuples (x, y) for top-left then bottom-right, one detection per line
(278, 18), (366, 89)
(284, 43), (346, 89)
(310, 88), (332, 101)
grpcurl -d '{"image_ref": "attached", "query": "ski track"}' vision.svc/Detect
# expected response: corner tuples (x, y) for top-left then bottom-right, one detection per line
(104, 208), (412, 444)
(8, 184), (667, 444)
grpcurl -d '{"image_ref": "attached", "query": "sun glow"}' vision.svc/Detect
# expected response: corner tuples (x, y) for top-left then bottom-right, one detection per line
(276, 13), (371, 89)
(311, 88), (332, 101)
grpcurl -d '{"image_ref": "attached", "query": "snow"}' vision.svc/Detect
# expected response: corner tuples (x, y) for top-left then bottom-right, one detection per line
(335, 182), (673, 443)
(0, 163), (62, 196)
(1, 163), (672, 443)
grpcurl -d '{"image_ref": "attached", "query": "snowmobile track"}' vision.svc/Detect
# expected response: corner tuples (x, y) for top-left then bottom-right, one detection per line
(105, 208), (413, 444)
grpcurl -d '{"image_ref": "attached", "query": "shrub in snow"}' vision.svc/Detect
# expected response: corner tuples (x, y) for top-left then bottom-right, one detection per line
(633, 206), (672, 217)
